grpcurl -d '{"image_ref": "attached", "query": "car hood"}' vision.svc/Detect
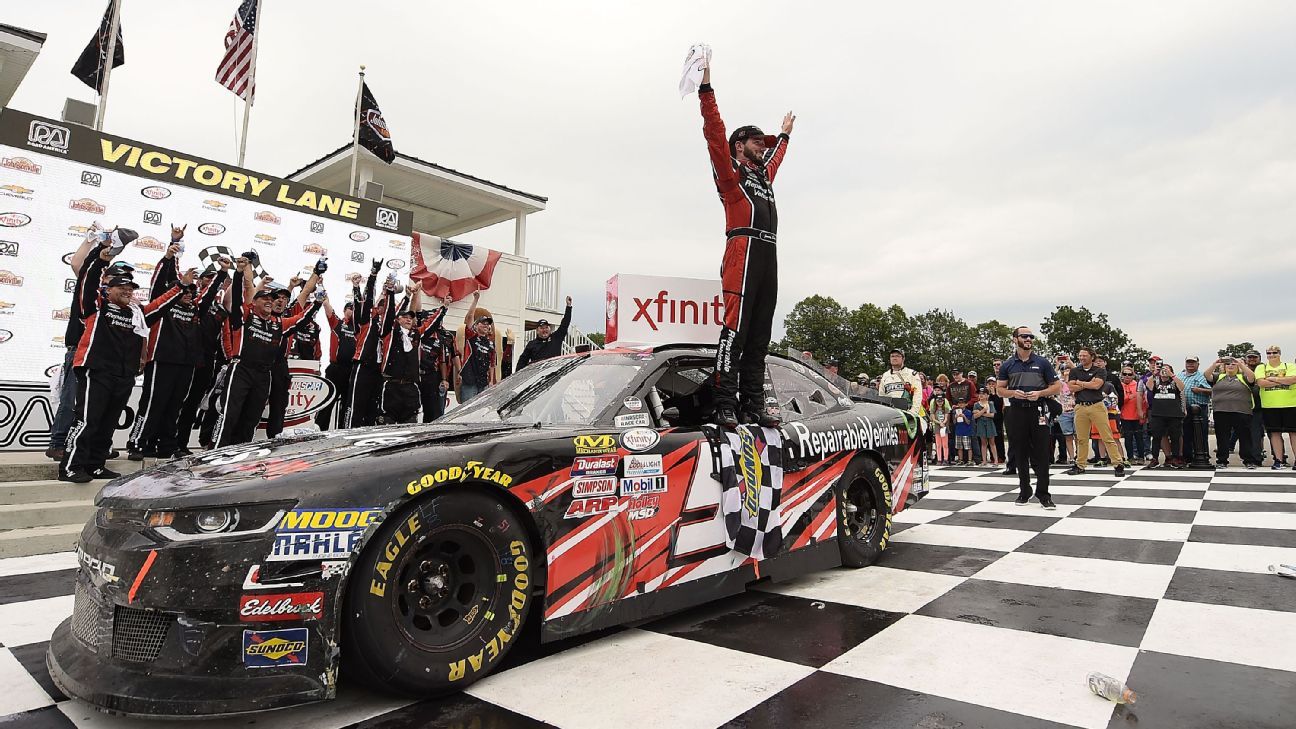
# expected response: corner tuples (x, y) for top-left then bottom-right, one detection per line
(96, 421), (534, 508)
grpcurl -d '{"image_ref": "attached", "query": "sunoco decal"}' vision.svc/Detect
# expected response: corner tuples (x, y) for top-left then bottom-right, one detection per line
(783, 416), (900, 460)
(243, 628), (308, 668)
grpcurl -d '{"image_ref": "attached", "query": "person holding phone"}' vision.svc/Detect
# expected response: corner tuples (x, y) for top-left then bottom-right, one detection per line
(1145, 364), (1187, 469)
(1206, 356), (1259, 468)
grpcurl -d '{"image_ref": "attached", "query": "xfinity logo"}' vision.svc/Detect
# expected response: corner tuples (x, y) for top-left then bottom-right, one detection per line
(81, 170), (102, 187)
(28, 120), (70, 154)
(143, 210), (163, 225)
(632, 290), (725, 331)
(375, 207), (399, 231)
(0, 241), (16, 257)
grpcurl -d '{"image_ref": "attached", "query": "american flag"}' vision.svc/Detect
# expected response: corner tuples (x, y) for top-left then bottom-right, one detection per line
(215, 0), (258, 100)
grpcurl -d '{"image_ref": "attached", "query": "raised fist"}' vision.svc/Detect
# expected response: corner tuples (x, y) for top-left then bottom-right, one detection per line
(170, 224), (187, 242)
(370, 259), (384, 274)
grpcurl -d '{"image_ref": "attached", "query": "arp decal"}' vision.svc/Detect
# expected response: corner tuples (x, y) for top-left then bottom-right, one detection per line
(406, 461), (513, 496)
(243, 628), (308, 668)
(573, 434), (618, 455)
(570, 454), (618, 478)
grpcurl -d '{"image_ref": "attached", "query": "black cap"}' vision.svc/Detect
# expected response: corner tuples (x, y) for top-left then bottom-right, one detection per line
(536, 319), (551, 327)
(889, 348), (904, 356)
(1247, 349), (1261, 357)
(252, 289), (274, 300)
(105, 275), (137, 289)
(180, 283), (197, 295)
(106, 261), (135, 273)
(397, 308), (414, 317)
(727, 125), (778, 151)
(827, 358), (841, 367)
(474, 315), (493, 325)
(111, 228), (139, 248)
(343, 302), (354, 311)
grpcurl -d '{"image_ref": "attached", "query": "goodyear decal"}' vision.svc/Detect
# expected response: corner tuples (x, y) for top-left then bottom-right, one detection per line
(368, 513), (422, 597)
(447, 539), (529, 682)
(873, 466), (894, 550)
(407, 461), (513, 496)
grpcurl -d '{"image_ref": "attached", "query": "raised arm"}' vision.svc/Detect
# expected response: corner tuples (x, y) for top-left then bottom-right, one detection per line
(554, 295), (573, 341)
(764, 112), (793, 182)
(151, 247), (180, 299)
(69, 222), (104, 273)
(198, 267), (230, 311)
(699, 81), (739, 193)
(283, 298), (323, 333)
(80, 252), (110, 315)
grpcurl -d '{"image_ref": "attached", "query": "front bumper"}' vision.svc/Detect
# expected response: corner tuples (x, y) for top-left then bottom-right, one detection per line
(48, 615), (326, 718)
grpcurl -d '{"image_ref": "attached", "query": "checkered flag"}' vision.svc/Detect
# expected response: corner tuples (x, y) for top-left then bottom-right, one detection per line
(198, 245), (262, 277)
(709, 424), (785, 559)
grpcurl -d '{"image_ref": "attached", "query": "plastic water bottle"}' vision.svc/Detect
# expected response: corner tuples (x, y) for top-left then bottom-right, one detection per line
(1087, 672), (1137, 704)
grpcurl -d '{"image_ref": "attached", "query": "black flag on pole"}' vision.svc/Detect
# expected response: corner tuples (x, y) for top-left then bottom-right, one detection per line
(71, 0), (125, 92)
(358, 82), (395, 163)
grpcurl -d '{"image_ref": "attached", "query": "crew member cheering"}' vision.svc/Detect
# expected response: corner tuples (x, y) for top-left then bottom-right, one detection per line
(459, 291), (496, 403)
(697, 55), (795, 427)
(378, 285), (446, 423)
(214, 258), (321, 446)
(419, 306), (455, 421)
(516, 296), (573, 370)
(317, 292), (356, 430)
(61, 251), (190, 483)
(345, 262), (388, 427)
(173, 265), (228, 456)
(262, 265), (323, 438)
(129, 237), (228, 459)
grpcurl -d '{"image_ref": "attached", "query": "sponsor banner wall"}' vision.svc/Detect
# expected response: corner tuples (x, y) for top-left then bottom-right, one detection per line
(0, 108), (414, 383)
(605, 273), (722, 347)
(0, 362), (334, 452)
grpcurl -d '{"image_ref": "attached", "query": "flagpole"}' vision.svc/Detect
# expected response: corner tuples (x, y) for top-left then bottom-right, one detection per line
(348, 65), (365, 196)
(94, 0), (124, 131)
(237, 0), (264, 167)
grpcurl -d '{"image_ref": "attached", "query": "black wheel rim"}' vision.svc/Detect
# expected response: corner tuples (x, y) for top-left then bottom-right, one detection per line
(392, 525), (498, 651)
(845, 479), (881, 543)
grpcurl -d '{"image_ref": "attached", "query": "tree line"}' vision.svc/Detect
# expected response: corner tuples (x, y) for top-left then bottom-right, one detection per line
(779, 298), (1153, 380)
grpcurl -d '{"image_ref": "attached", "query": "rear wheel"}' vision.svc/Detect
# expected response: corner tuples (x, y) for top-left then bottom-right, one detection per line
(836, 457), (893, 567)
(343, 490), (535, 696)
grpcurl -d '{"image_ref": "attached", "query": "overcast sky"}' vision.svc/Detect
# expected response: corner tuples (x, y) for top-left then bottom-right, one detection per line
(10, 1), (1296, 363)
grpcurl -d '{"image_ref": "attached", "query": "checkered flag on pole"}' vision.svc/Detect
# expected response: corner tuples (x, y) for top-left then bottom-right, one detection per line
(710, 424), (785, 559)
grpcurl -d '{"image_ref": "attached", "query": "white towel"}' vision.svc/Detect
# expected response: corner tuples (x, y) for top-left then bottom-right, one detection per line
(129, 302), (149, 337)
(400, 327), (413, 352)
(679, 43), (711, 99)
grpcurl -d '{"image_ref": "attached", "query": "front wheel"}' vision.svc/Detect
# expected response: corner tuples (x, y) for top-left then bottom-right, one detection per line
(835, 457), (893, 567)
(343, 490), (536, 696)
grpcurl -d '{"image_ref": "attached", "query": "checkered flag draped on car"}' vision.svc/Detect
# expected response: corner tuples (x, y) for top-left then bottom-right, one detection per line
(711, 424), (785, 559)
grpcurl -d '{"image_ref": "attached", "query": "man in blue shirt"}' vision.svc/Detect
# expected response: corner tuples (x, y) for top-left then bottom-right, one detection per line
(997, 326), (1063, 509)
(1179, 356), (1212, 464)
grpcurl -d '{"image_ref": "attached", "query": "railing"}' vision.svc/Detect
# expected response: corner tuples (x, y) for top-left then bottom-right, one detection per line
(526, 261), (562, 313)
(523, 323), (602, 355)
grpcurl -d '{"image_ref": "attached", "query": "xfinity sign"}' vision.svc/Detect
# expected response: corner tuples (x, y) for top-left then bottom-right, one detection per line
(606, 273), (723, 346)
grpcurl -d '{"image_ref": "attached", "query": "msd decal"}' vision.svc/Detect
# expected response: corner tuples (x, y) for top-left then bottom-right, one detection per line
(239, 592), (324, 622)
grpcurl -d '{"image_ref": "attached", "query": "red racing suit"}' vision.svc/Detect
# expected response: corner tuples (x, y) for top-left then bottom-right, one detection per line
(699, 83), (789, 412)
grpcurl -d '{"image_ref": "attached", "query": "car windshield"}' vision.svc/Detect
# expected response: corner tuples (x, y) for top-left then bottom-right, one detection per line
(441, 355), (644, 426)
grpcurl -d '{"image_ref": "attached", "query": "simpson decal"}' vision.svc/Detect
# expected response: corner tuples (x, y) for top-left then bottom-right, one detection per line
(571, 477), (617, 498)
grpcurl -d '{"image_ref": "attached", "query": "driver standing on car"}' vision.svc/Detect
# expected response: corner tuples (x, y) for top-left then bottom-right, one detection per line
(696, 53), (794, 429)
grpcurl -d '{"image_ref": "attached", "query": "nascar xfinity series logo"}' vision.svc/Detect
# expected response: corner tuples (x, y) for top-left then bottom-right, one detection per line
(267, 509), (381, 562)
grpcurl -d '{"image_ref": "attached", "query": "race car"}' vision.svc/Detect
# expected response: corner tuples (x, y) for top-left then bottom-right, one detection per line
(48, 345), (928, 717)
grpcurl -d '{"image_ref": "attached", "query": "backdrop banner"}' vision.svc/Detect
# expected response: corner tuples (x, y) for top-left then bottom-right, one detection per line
(0, 107), (414, 385)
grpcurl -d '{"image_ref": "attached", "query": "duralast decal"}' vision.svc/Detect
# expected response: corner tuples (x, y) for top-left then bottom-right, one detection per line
(406, 461), (513, 496)
(447, 539), (528, 682)
(783, 416), (900, 460)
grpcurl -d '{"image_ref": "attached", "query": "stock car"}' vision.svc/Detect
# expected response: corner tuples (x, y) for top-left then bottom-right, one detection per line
(48, 345), (928, 717)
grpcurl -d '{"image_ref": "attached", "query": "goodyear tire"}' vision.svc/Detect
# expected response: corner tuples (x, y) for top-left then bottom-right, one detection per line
(343, 490), (535, 696)
(835, 457), (893, 568)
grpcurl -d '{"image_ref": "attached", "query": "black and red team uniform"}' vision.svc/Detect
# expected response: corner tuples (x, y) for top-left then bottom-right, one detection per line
(698, 82), (789, 418)
(62, 256), (181, 480)
(185, 276), (231, 450)
(317, 307), (357, 430)
(129, 256), (224, 457)
(377, 303), (445, 424)
(345, 273), (392, 428)
(419, 315), (455, 422)
(214, 271), (320, 447)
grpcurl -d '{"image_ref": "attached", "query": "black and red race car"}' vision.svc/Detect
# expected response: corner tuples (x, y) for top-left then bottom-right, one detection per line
(48, 345), (928, 717)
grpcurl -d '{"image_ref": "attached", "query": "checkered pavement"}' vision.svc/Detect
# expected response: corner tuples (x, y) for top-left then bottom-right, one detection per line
(0, 466), (1292, 728)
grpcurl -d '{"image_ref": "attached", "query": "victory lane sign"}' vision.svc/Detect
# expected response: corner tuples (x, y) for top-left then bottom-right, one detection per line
(0, 109), (412, 235)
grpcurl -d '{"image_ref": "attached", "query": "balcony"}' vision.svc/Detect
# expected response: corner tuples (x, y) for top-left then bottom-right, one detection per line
(526, 261), (563, 314)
